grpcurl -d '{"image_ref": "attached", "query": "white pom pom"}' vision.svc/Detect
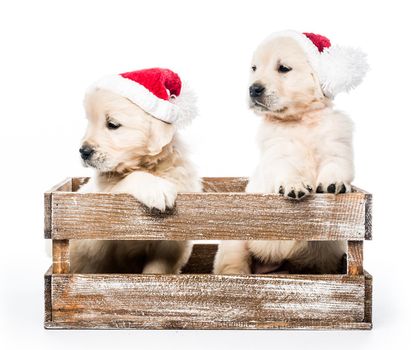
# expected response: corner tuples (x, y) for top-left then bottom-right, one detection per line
(318, 45), (369, 97)
(170, 82), (198, 128)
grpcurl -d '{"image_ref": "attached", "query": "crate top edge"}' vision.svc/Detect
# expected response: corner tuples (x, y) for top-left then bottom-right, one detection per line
(45, 177), (372, 197)
(45, 270), (365, 281)
(47, 189), (372, 200)
(50, 191), (370, 198)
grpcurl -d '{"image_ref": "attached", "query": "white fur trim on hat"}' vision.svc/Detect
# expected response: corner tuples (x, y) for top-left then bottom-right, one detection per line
(262, 30), (369, 97)
(317, 45), (369, 97)
(89, 75), (182, 124)
(169, 82), (198, 128)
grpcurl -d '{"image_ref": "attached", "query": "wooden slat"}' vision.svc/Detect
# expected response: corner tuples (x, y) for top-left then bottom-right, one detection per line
(45, 320), (372, 330)
(49, 273), (365, 329)
(347, 241), (364, 275)
(352, 187), (372, 240)
(44, 267), (372, 330)
(50, 190), (370, 241)
(364, 271), (373, 324)
(44, 266), (52, 325)
(71, 177), (89, 192)
(44, 178), (72, 239)
(53, 240), (70, 274)
(365, 194), (373, 240)
(181, 244), (217, 274)
(202, 177), (248, 192)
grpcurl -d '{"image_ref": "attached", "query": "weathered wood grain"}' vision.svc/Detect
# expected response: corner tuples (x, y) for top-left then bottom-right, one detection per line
(44, 177), (373, 330)
(347, 241), (364, 275)
(44, 266), (52, 325)
(53, 240), (70, 274)
(352, 187), (372, 240)
(71, 177), (89, 192)
(44, 319), (372, 330)
(44, 266), (373, 330)
(181, 244), (217, 274)
(365, 194), (373, 240)
(44, 178), (72, 239)
(49, 187), (370, 241)
(202, 177), (248, 193)
(364, 271), (372, 324)
(48, 273), (365, 329)
(44, 262), (373, 330)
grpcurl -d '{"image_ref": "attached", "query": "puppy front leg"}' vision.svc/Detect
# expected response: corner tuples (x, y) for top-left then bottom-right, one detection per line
(143, 241), (193, 274)
(111, 171), (177, 211)
(213, 241), (251, 274)
(272, 162), (314, 200)
(316, 139), (354, 194)
(249, 144), (314, 200)
(142, 260), (174, 274)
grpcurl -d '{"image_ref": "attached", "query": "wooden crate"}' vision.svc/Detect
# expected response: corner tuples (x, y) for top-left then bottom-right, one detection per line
(44, 177), (372, 330)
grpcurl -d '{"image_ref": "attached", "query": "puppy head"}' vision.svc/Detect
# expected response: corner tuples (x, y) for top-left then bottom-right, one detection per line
(249, 36), (329, 121)
(80, 89), (175, 173)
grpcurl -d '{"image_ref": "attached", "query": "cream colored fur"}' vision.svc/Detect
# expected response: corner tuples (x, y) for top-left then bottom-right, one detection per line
(214, 35), (353, 274)
(71, 89), (201, 274)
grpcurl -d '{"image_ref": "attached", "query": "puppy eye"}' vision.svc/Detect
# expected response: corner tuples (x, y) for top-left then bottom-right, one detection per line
(106, 120), (121, 130)
(278, 65), (292, 73)
(251, 65), (257, 72)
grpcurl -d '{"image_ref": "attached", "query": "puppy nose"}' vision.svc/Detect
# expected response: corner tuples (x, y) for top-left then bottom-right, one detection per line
(79, 145), (95, 160)
(249, 84), (265, 98)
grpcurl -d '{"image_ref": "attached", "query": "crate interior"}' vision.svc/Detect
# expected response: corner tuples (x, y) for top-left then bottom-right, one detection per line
(65, 243), (348, 274)
(57, 177), (356, 274)
(182, 243), (349, 274)
(55, 177), (361, 275)
(72, 176), (251, 193)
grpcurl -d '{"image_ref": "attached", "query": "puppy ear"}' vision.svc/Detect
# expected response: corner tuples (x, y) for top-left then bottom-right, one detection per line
(147, 118), (176, 156)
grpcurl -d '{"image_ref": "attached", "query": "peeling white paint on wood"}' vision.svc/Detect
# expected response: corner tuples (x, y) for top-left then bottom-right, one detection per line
(49, 273), (365, 323)
(46, 177), (372, 241)
(44, 267), (373, 329)
(44, 177), (373, 330)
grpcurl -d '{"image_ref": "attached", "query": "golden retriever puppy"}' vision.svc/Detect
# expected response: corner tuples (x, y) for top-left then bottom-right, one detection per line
(70, 68), (201, 274)
(214, 31), (368, 274)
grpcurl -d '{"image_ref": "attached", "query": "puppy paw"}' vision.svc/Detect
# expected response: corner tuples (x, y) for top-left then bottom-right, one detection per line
(317, 164), (353, 195)
(112, 172), (177, 212)
(134, 179), (177, 212)
(276, 182), (313, 200)
(316, 181), (351, 194)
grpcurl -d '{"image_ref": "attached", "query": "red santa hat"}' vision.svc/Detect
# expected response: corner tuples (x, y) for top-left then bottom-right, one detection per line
(89, 68), (197, 128)
(263, 30), (369, 97)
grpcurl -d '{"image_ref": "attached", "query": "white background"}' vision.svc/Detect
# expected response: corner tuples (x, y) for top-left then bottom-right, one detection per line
(1, 0), (415, 349)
